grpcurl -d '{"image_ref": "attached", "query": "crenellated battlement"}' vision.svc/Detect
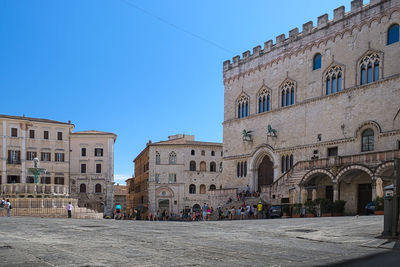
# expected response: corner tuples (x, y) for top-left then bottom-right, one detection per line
(223, 0), (389, 73)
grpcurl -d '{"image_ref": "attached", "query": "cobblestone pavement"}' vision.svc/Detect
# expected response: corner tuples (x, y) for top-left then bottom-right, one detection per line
(0, 216), (396, 266)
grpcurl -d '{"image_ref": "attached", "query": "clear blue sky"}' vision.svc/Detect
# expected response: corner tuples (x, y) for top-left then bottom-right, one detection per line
(0, 0), (352, 184)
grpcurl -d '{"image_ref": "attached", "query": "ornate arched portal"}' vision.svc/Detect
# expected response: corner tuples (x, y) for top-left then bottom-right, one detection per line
(257, 156), (274, 191)
(249, 146), (278, 192)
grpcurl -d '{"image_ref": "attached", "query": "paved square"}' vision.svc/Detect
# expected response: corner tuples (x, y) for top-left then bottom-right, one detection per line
(0, 216), (393, 266)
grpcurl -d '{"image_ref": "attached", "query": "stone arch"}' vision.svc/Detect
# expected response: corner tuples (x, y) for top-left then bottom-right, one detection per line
(375, 161), (395, 188)
(336, 164), (375, 215)
(300, 169), (335, 202)
(155, 187), (174, 197)
(300, 169), (335, 185)
(249, 146), (278, 192)
(336, 164), (374, 183)
(354, 120), (382, 139)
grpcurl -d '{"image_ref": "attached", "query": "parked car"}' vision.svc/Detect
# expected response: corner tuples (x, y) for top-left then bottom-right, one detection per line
(268, 205), (282, 218)
(365, 201), (376, 215)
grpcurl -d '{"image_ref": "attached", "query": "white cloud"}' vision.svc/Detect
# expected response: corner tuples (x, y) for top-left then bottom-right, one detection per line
(114, 174), (130, 185)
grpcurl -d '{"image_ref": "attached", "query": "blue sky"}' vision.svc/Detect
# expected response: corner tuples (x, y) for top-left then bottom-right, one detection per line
(0, 0), (353, 184)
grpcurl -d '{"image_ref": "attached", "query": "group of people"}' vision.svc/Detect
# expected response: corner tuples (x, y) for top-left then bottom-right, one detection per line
(223, 202), (266, 220)
(0, 198), (12, 217)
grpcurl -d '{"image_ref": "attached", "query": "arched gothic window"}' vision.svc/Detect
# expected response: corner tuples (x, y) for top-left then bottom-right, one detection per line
(360, 53), (380, 85)
(258, 87), (271, 113)
(191, 149), (195, 156)
(189, 184), (196, 194)
(325, 65), (343, 95)
(190, 161), (196, 171)
(155, 152), (160, 165)
(95, 184), (102, 193)
(199, 184), (206, 194)
(388, 24), (399, 45)
(285, 155), (290, 172)
(290, 155), (294, 168)
(281, 155), (285, 173)
(211, 151), (215, 156)
(219, 162), (223, 173)
(237, 94), (249, 118)
(200, 161), (206, 172)
(209, 184), (216, 190)
(313, 53), (322, 70)
(281, 80), (295, 107)
(80, 184), (86, 193)
(361, 128), (374, 152)
(237, 162), (240, 177)
(169, 152), (176, 164)
(210, 162), (216, 172)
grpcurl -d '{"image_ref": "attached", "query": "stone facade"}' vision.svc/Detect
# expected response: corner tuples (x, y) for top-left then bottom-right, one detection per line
(0, 115), (117, 217)
(222, 0), (400, 214)
(127, 134), (222, 217)
(70, 131), (117, 216)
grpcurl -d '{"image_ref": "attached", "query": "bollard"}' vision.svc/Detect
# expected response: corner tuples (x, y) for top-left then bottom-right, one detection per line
(382, 195), (393, 237)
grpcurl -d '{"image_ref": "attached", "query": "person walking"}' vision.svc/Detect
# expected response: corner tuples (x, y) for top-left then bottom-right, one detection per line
(202, 203), (208, 221)
(257, 202), (263, 219)
(5, 199), (11, 217)
(0, 198), (5, 216)
(67, 202), (73, 218)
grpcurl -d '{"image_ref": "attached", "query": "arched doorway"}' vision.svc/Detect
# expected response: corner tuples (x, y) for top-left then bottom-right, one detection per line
(337, 166), (373, 215)
(258, 155), (274, 192)
(158, 199), (170, 214)
(302, 171), (334, 202)
(192, 204), (201, 212)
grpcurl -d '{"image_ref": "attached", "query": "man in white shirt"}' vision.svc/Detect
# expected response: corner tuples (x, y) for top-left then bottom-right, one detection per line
(67, 202), (73, 218)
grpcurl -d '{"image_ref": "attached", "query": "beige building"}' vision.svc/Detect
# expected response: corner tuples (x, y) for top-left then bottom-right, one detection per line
(70, 131), (117, 215)
(128, 134), (223, 217)
(221, 0), (400, 214)
(0, 115), (117, 216)
(1, 115), (73, 196)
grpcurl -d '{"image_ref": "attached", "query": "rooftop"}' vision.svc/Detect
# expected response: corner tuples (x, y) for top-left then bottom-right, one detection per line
(0, 114), (73, 126)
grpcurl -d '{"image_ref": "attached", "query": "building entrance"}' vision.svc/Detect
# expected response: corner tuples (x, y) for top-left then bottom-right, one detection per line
(158, 199), (170, 214)
(257, 156), (274, 192)
(357, 184), (372, 215)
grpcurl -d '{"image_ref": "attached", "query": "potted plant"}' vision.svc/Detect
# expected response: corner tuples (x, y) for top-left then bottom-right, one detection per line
(305, 200), (316, 217)
(374, 197), (384, 215)
(319, 198), (332, 217)
(333, 200), (346, 216)
(292, 203), (302, 218)
(282, 205), (290, 217)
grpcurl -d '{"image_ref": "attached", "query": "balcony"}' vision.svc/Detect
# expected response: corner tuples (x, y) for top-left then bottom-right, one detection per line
(0, 183), (69, 197)
(7, 159), (21, 164)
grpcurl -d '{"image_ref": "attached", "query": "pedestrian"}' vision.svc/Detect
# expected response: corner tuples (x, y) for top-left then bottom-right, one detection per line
(0, 198), (5, 216)
(202, 203), (208, 221)
(257, 202), (263, 219)
(207, 206), (211, 221)
(5, 199), (11, 217)
(67, 201), (73, 218)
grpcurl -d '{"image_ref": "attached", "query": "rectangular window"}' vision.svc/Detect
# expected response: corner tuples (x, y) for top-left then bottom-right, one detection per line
(41, 152), (51, 162)
(155, 173), (160, 184)
(11, 128), (17, 137)
(55, 153), (65, 162)
(81, 148), (86, 157)
(26, 176), (34, 183)
(57, 132), (63, 140)
(95, 148), (103, 157)
(7, 150), (21, 164)
(55, 177), (65, 185)
(96, 163), (101, 173)
(168, 173), (176, 184)
(327, 147), (338, 157)
(29, 129), (35, 139)
(40, 177), (51, 184)
(26, 151), (37, 161)
(81, 164), (86, 174)
(44, 131), (49, 140)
